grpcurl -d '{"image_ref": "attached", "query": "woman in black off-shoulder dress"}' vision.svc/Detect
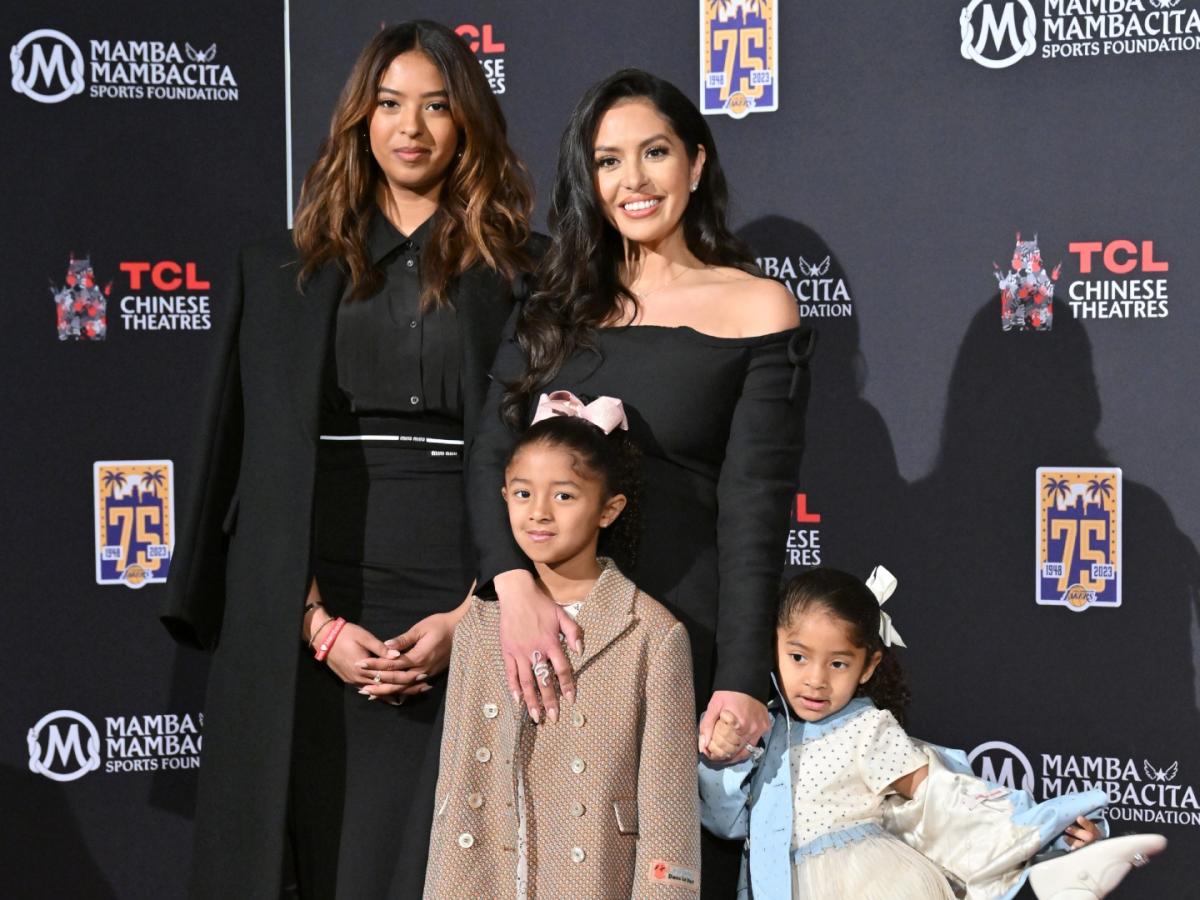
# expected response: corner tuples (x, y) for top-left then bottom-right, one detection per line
(467, 69), (813, 899)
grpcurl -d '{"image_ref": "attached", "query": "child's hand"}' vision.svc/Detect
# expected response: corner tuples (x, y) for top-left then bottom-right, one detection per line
(1064, 816), (1102, 849)
(702, 710), (747, 762)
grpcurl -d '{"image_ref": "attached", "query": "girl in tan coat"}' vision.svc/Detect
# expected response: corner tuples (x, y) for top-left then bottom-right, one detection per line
(425, 393), (700, 898)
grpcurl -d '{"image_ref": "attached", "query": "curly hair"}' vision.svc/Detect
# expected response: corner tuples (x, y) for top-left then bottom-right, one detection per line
(777, 568), (913, 726)
(293, 20), (533, 305)
(507, 414), (642, 573)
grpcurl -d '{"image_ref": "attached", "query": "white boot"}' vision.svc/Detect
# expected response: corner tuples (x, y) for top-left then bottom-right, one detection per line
(1027, 833), (1167, 899)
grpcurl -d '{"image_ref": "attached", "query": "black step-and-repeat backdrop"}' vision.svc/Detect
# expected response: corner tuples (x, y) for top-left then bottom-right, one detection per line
(5, 1), (1198, 896)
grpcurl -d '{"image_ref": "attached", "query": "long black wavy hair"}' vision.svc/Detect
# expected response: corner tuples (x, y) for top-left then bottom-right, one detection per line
(501, 68), (759, 428)
(776, 568), (913, 726)
(507, 414), (642, 572)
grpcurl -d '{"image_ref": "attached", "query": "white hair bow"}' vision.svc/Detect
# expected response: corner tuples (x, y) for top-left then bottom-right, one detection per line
(865, 565), (906, 648)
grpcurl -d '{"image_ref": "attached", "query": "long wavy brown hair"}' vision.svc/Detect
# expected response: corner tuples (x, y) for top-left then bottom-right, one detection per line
(293, 20), (534, 305)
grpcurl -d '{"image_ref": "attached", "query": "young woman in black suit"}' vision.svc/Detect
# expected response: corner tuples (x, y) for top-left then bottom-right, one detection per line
(468, 69), (813, 897)
(163, 21), (539, 899)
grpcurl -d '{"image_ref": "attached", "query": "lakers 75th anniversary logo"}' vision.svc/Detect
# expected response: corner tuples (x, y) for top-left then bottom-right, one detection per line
(1036, 467), (1121, 611)
(94, 460), (174, 588)
(701, 0), (778, 118)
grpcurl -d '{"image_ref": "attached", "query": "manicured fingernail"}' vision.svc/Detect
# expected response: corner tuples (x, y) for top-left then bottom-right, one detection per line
(512, 691), (522, 705)
(564, 690), (575, 705)
(530, 708), (540, 724)
(358, 687), (371, 696)
(547, 708), (558, 724)
(384, 639), (396, 647)
(573, 639), (583, 653)
(386, 650), (401, 659)
(367, 694), (377, 701)
(416, 672), (428, 681)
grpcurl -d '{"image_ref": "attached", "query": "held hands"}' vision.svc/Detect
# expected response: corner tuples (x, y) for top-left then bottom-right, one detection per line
(497, 570), (581, 725)
(703, 710), (745, 761)
(699, 691), (770, 763)
(1064, 815), (1103, 850)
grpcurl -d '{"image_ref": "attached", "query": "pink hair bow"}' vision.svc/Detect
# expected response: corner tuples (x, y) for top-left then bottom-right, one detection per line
(531, 390), (629, 435)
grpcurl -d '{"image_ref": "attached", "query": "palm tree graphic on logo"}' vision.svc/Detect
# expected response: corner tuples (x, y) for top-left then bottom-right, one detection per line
(1043, 476), (1071, 508)
(102, 470), (127, 497)
(140, 469), (166, 496)
(1086, 477), (1113, 509)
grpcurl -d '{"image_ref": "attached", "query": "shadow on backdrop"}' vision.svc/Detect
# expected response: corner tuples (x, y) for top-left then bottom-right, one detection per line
(738, 215), (905, 580)
(897, 296), (1200, 897)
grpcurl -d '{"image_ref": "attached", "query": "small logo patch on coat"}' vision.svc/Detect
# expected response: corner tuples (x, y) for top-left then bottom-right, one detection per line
(649, 859), (699, 891)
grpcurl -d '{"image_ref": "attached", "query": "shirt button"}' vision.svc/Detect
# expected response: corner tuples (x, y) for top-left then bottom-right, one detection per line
(483, 703), (499, 719)
(570, 846), (586, 863)
(571, 710), (586, 728)
(570, 757), (586, 775)
(468, 792), (484, 809)
(409, 395), (420, 406)
(458, 832), (474, 849)
(406, 258), (415, 268)
(409, 319), (417, 328)
(569, 802), (585, 817)
(475, 747), (491, 763)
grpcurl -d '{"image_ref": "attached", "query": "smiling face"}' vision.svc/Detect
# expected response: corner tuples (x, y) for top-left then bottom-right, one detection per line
(591, 98), (705, 247)
(368, 50), (459, 197)
(776, 606), (882, 723)
(503, 441), (626, 570)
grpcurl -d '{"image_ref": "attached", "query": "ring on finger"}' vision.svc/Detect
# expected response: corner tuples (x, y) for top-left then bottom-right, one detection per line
(373, 672), (382, 684)
(530, 650), (551, 688)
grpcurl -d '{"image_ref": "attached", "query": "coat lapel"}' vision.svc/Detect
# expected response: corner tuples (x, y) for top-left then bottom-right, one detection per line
(567, 560), (638, 676)
(453, 266), (514, 447)
(282, 259), (345, 442)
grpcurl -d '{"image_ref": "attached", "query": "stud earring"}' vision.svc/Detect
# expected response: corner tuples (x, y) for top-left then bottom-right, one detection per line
(689, 181), (699, 193)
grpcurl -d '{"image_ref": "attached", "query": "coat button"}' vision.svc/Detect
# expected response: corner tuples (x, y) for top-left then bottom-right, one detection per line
(570, 846), (586, 863)
(409, 395), (420, 406)
(571, 710), (586, 728)
(482, 703), (499, 719)
(409, 319), (418, 328)
(458, 832), (474, 849)
(406, 258), (415, 268)
(468, 792), (484, 809)
(475, 747), (492, 763)
(569, 802), (585, 817)
(570, 757), (586, 775)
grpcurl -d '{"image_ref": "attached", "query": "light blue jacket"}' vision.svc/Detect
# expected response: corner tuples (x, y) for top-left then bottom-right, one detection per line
(698, 688), (1107, 899)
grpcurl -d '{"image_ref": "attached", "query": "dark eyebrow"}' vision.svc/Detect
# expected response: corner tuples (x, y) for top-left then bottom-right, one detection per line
(785, 640), (855, 656)
(594, 133), (671, 153)
(377, 87), (449, 98)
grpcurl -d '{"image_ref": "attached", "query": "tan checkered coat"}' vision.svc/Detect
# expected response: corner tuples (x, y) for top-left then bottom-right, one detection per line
(423, 560), (701, 899)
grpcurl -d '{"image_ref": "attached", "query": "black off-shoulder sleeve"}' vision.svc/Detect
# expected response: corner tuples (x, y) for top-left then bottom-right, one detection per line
(161, 248), (246, 650)
(467, 303), (534, 594)
(713, 325), (815, 698)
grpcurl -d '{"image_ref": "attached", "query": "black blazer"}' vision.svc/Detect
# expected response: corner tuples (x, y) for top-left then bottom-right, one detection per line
(161, 229), (542, 900)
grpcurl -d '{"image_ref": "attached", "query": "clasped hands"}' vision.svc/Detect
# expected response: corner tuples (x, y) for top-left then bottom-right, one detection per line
(303, 586), (453, 705)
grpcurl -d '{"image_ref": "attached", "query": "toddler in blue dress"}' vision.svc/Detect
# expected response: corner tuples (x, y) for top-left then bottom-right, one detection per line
(698, 566), (1166, 899)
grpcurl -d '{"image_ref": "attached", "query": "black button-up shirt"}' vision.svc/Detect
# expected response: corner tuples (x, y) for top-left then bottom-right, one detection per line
(327, 211), (462, 421)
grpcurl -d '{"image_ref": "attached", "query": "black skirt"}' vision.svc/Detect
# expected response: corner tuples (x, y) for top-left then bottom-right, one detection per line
(288, 435), (473, 900)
